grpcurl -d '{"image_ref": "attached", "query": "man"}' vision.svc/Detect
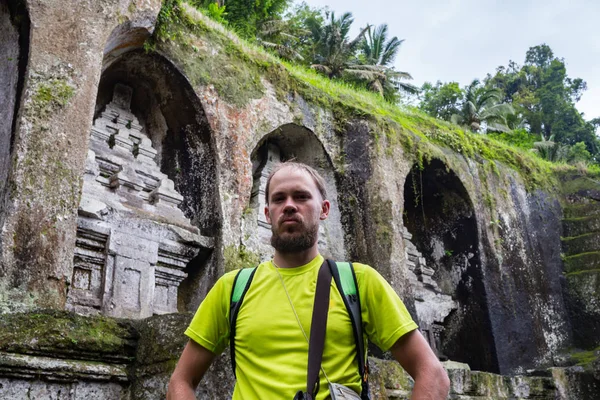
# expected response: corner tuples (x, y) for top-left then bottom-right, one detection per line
(168, 162), (450, 399)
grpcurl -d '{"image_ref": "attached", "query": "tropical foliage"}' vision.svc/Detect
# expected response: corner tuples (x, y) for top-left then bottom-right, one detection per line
(419, 44), (599, 164)
(181, 1), (598, 166)
(190, 1), (414, 102)
(451, 80), (514, 133)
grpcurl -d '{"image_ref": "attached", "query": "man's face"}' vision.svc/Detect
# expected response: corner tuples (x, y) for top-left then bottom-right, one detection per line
(265, 167), (330, 254)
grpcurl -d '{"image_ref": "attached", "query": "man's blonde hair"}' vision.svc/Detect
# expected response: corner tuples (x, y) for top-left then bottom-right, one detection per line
(264, 161), (327, 204)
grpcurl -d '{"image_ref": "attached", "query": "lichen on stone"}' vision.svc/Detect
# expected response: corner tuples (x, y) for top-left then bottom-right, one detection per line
(223, 244), (261, 272)
(0, 310), (137, 361)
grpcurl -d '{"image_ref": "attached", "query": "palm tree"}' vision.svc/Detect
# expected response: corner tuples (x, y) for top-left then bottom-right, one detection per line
(348, 24), (416, 101)
(257, 19), (306, 61)
(308, 11), (369, 78)
(361, 24), (402, 67)
(343, 64), (416, 101)
(452, 79), (515, 133)
(530, 133), (569, 162)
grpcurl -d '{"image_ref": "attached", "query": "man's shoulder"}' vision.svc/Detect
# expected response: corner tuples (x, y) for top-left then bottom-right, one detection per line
(220, 260), (272, 287)
(344, 261), (377, 277)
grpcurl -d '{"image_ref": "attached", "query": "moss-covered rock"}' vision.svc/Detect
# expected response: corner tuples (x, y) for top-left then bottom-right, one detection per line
(223, 244), (260, 272)
(134, 313), (192, 366)
(551, 366), (600, 400)
(562, 232), (600, 255)
(563, 203), (600, 219)
(0, 310), (137, 362)
(563, 252), (600, 274)
(563, 216), (600, 237)
(565, 271), (600, 348)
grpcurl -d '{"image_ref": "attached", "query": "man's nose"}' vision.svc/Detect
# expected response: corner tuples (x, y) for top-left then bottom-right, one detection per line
(282, 198), (298, 212)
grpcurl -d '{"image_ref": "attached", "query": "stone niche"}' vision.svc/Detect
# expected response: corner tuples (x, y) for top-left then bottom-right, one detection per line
(403, 159), (497, 372)
(93, 49), (220, 311)
(242, 124), (346, 260)
(67, 83), (214, 319)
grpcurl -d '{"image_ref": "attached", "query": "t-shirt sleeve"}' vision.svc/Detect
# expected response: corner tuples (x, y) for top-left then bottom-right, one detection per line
(356, 263), (418, 351)
(184, 271), (237, 355)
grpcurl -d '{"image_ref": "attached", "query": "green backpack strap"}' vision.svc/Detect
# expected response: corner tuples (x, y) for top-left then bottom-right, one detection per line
(229, 267), (257, 376)
(328, 260), (370, 400)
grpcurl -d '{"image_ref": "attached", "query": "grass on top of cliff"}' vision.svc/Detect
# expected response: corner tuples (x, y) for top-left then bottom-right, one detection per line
(149, 0), (594, 189)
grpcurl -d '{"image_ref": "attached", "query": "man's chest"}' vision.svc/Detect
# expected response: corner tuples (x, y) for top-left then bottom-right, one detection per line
(233, 273), (355, 354)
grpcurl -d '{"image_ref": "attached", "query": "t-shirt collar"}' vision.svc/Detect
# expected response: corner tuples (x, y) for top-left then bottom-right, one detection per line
(268, 254), (324, 276)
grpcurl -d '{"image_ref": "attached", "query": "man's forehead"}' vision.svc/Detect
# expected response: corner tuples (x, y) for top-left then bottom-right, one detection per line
(270, 166), (317, 189)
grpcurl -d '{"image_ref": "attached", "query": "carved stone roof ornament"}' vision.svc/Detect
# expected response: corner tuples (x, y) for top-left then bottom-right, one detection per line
(67, 84), (213, 319)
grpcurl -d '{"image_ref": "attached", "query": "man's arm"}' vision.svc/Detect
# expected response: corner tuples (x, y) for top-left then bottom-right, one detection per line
(167, 340), (216, 400)
(390, 329), (450, 400)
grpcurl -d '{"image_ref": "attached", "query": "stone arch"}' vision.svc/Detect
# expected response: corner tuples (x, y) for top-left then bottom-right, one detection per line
(0, 0), (30, 228)
(242, 124), (345, 261)
(402, 159), (498, 372)
(102, 20), (153, 71)
(67, 48), (219, 318)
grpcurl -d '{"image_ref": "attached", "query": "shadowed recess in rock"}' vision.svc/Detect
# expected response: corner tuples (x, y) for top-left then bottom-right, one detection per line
(72, 48), (221, 317)
(403, 158), (498, 373)
(0, 0), (30, 249)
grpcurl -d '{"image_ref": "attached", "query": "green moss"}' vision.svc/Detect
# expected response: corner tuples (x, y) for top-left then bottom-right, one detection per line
(565, 268), (600, 277)
(149, 1), (588, 191)
(369, 358), (413, 391)
(569, 347), (600, 367)
(563, 251), (600, 273)
(562, 231), (600, 242)
(31, 78), (75, 119)
(224, 244), (261, 272)
(0, 310), (136, 359)
(149, 1), (264, 107)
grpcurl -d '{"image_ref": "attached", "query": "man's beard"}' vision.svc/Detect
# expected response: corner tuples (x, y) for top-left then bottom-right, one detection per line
(271, 220), (319, 254)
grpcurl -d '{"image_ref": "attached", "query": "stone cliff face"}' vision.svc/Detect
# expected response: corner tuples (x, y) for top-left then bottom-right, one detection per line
(0, 1), (599, 399)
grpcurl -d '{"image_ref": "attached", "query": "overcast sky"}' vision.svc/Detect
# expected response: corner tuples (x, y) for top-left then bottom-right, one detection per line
(300, 0), (600, 122)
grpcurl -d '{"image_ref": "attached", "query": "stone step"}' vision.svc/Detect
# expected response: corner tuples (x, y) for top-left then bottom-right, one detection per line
(563, 202), (600, 219)
(562, 232), (600, 256)
(563, 215), (600, 237)
(370, 359), (555, 400)
(563, 251), (600, 274)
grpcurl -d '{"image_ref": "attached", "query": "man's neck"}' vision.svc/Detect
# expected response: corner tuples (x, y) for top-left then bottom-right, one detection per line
(273, 246), (319, 268)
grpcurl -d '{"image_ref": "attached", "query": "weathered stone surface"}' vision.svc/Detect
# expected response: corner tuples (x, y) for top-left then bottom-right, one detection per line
(0, 0), (163, 312)
(0, 352), (128, 382)
(562, 232), (600, 255)
(0, 310), (137, 362)
(563, 251), (600, 274)
(563, 215), (600, 237)
(369, 358), (555, 399)
(2, 1), (600, 398)
(482, 182), (571, 374)
(563, 202), (600, 218)
(561, 173), (600, 349)
(565, 271), (600, 348)
(0, 379), (129, 400)
(0, 0), (29, 247)
(552, 366), (600, 400)
(66, 84), (214, 319)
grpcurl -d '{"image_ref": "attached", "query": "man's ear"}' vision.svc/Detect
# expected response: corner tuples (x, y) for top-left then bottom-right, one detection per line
(265, 206), (272, 224)
(320, 200), (330, 220)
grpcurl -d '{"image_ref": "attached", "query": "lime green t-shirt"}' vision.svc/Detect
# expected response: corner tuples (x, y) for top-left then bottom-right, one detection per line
(185, 255), (418, 399)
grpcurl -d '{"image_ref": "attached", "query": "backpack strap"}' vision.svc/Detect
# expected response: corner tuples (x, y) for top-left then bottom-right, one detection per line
(329, 261), (370, 400)
(229, 267), (257, 376)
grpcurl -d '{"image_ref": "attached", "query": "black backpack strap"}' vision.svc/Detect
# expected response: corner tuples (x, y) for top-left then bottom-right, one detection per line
(306, 260), (333, 398)
(229, 267), (258, 376)
(328, 260), (370, 400)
